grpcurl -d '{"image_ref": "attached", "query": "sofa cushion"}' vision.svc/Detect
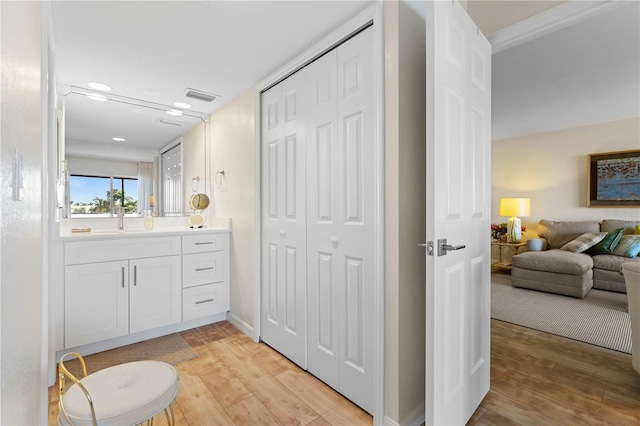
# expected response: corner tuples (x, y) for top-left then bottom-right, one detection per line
(612, 235), (640, 258)
(560, 232), (607, 253)
(601, 219), (640, 235)
(512, 267), (592, 298)
(585, 228), (624, 255)
(512, 249), (593, 275)
(593, 269), (627, 293)
(593, 254), (631, 272)
(538, 220), (601, 249)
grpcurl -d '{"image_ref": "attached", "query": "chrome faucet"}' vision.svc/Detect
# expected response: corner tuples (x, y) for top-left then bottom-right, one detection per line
(116, 207), (124, 230)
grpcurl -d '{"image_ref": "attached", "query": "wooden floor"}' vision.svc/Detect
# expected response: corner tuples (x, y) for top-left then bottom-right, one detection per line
(471, 319), (640, 426)
(48, 321), (372, 425)
(49, 319), (640, 425)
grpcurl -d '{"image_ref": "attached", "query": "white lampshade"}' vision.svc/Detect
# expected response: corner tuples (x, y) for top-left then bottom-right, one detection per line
(499, 198), (531, 218)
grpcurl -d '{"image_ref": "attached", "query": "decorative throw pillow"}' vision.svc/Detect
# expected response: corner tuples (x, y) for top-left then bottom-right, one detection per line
(585, 228), (625, 255)
(635, 225), (640, 235)
(560, 232), (607, 253)
(612, 235), (640, 258)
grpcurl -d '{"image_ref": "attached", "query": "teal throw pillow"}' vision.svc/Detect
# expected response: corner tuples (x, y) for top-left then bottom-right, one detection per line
(560, 232), (607, 253)
(612, 235), (640, 258)
(585, 228), (624, 255)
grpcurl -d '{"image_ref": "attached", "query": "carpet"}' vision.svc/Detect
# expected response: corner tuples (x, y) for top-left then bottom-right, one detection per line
(62, 333), (198, 377)
(491, 272), (632, 354)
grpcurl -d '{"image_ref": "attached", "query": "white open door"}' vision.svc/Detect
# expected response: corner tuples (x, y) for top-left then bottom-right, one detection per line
(424, 1), (491, 425)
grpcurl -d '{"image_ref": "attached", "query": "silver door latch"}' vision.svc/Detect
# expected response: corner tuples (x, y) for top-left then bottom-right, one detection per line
(417, 241), (435, 256)
(437, 238), (465, 256)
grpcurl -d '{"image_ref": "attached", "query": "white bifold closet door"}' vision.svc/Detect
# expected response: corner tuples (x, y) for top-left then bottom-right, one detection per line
(261, 26), (374, 414)
(306, 27), (374, 413)
(260, 70), (307, 368)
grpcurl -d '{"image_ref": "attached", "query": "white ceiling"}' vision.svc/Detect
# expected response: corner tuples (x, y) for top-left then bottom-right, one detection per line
(491, 1), (640, 140)
(54, 1), (640, 151)
(52, 1), (373, 153)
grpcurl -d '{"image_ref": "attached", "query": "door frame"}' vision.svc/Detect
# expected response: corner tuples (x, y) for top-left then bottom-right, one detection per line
(253, 3), (385, 421)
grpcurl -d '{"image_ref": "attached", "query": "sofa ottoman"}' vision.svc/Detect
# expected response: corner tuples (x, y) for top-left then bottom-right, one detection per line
(512, 249), (594, 298)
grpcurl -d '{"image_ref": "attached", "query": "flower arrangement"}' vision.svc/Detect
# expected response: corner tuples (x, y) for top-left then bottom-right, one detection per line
(491, 222), (526, 241)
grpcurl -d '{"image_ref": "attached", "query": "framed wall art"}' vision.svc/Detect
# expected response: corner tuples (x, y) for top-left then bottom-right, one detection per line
(587, 149), (640, 207)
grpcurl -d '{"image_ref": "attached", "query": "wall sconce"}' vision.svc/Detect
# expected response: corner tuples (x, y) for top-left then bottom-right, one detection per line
(499, 198), (531, 243)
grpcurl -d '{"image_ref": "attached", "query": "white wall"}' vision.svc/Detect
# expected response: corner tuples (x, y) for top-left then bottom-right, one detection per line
(492, 117), (640, 240)
(1, 1), (48, 423)
(65, 138), (157, 162)
(384, 1), (427, 424)
(66, 155), (138, 177)
(209, 89), (256, 330)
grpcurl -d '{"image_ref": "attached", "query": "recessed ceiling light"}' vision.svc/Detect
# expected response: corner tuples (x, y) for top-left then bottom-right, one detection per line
(87, 93), (107, 102)
(167, 109), (183, 116)
(112, 137), (126, 142)
(143, 89), (160, 97)
(174, 102), (192, 109)
(87, 82), (111, 91)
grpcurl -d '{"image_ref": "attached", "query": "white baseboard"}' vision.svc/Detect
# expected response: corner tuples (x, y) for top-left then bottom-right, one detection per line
(227, 311), (254, 339)
(383, 403), (425, 426)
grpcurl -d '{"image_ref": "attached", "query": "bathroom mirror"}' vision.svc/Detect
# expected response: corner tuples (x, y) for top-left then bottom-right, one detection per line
(60, 86), (209, 218)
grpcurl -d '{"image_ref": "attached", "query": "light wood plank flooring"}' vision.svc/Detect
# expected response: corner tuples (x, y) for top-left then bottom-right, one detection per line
(49, 319), (640, 425)
(48, 321), (372, 425)
(471, 319), (640, 426)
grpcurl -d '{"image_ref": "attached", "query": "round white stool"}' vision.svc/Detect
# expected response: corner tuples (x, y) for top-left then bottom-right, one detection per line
(58, 353), (178, 426)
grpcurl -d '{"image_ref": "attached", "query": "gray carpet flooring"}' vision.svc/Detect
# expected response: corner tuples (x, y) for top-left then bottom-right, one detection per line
(491, 272), (632, 354)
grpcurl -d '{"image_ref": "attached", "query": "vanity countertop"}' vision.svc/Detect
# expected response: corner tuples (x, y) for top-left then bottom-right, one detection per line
(58, 216), (232, 241)
(59, 226), (230, 241)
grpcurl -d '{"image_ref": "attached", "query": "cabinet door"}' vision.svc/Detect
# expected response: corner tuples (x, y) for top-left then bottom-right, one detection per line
(65, 261), (129, 348)
(129, 256), (181, 333)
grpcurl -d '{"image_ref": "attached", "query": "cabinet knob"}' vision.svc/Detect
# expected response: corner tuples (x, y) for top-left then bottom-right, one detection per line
(331, 237), (338, 247)
(280, 230), (286, 237)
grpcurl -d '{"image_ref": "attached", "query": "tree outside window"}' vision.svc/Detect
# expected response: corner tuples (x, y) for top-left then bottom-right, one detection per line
(70, 175), (138, 216)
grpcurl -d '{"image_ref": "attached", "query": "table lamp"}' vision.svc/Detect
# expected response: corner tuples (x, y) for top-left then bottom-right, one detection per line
(499, 198), (531, 243)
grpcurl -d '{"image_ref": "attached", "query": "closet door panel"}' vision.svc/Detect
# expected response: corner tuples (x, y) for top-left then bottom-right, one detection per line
(306, 49), (341, 389)
(261, 70), (307, 368)
(336, 26), (375, 414)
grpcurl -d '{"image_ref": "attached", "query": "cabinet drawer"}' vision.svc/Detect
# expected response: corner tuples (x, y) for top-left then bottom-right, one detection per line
(183, 283), (229, 321)
(65, 236), (181, 265)
(182, 233), (229, 254)
(182, 251), (226, 288)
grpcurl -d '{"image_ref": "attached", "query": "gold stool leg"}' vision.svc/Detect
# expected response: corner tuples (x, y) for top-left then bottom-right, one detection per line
(163, 404), (175, 426)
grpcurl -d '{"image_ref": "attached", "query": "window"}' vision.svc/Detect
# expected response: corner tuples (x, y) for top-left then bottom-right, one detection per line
(161, 143), (182, 216)
(69, 175), (138, 216)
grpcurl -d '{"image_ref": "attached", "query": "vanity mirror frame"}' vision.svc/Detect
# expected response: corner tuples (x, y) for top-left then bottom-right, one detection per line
(57, 84), (211, 219)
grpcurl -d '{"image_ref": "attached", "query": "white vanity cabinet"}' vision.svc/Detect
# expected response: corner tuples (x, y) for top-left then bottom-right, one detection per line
(64, 236), (182, 348)
(182, 233), (230, 321)
(60, 230), (230, 352)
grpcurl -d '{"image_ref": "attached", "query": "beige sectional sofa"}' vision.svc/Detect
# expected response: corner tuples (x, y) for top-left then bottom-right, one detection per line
(511, 219), (640, 298)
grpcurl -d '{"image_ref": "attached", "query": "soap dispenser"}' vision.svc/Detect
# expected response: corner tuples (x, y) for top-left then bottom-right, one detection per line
(144, 210), (154, 230)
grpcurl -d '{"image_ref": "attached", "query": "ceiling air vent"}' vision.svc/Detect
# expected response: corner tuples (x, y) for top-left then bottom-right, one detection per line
(157, 118), (184, 126)
(184, 88), (218, 102)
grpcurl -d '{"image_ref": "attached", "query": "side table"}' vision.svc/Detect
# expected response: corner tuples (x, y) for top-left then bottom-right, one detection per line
(491, 241), (526, 271)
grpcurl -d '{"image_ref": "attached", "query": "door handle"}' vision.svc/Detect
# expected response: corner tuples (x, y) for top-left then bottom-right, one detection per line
(438, 238), (465, 256)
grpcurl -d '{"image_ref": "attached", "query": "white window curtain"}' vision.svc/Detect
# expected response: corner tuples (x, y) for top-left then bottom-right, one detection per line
(137, 162), (154, 214)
